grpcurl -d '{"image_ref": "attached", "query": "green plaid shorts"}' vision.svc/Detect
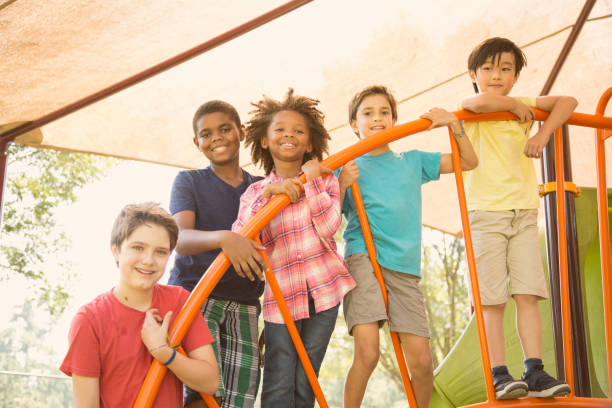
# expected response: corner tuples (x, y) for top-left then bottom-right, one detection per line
(184, 298), (261, 408)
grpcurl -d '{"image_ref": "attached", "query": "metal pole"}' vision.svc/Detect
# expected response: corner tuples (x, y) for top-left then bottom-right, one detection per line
(539, 0), (595, 396)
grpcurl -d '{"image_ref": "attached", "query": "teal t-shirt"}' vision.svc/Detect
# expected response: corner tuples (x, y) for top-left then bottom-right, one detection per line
(341, 150), (441, 277)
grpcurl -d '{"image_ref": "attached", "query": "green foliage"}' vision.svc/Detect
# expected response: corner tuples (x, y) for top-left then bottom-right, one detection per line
(421, 230), (471, 368)
(0, 301), (72, 407)
(0, 143), (114, 315)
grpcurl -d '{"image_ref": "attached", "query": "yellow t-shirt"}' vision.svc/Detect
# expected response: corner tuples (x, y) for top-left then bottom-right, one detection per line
(462, 96), (540, 211)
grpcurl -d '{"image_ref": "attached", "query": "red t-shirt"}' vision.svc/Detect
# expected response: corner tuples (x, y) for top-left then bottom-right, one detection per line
(60, 284), (213, 407)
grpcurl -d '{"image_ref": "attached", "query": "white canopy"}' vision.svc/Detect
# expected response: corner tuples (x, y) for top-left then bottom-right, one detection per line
(2, 0), (611, 235)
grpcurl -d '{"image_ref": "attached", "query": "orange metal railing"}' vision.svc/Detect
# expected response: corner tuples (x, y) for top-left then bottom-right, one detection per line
(135, 94), (612, 407)
(595, 87), (612, 398)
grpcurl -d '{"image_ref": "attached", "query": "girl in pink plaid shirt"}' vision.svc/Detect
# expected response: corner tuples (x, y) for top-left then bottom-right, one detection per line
(232, 89), (356, 407)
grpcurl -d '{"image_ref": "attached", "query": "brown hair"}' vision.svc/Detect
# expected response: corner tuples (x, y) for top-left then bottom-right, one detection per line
(467, 37), (527, 93)
(245, 88), (330, 175)
(110, 202), (178, 251)
(348, 85), (398, 136)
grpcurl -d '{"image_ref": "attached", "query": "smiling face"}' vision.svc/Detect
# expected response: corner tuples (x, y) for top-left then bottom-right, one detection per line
(193, 111), (244, 166)
(111, 223), (171, 295)
(350, 93), (396, 140)
(469, 51), (519, 96)
(262, 110), (312, 168)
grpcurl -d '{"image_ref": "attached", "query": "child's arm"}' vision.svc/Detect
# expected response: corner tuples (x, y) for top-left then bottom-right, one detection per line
(72, 375), (100, 408)
(174, 210), (265, 281)
(141, 309), (219, 395)
(462, 93), (535, 123)
(421, 108), (478, 174)
(337, 160), (359, 204)
(301, 160), (342, 239)
(524, 95), (578, 158)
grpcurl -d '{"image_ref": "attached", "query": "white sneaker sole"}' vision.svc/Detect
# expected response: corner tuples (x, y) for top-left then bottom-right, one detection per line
(528, 384), (572, 398)
(496, 382), (529, 400)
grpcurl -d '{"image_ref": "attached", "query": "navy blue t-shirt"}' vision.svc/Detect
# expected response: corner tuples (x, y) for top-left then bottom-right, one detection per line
(168, 167), (264, 305)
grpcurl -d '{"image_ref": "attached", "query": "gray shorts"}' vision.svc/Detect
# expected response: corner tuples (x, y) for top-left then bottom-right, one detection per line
(343, 253), (429, 338)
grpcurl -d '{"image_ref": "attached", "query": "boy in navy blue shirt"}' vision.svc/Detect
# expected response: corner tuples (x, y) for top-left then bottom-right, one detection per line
(168, 100), (264, 408)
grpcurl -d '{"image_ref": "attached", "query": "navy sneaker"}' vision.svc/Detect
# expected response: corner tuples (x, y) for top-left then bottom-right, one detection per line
(493, 373), (528, 400)
(522, 366), (571, 398)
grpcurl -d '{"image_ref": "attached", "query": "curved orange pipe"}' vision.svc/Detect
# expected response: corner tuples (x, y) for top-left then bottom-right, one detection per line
(350, 182), (418, 407)
(595, 87), (612, 397)
(136, 108), (612, 406)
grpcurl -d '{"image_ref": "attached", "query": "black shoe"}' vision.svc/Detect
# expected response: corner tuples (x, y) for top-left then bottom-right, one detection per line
(493, 373), (528, 400)
(522, 366), (572, 398)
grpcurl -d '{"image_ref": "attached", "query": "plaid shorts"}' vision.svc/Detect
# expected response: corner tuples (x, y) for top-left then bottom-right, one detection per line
(184, 298), (261, 408)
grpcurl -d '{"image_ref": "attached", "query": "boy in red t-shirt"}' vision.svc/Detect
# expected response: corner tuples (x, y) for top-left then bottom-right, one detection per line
(60, 202), (219, 407)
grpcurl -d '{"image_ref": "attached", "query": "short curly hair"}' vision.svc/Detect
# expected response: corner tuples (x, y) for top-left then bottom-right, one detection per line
(245, 88), (330, 175)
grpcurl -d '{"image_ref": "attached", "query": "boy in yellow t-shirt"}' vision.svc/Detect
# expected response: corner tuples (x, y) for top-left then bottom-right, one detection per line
(461, 37), (577, 400)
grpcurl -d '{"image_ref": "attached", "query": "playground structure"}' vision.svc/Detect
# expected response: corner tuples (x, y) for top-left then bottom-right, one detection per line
(1, 1), (612, 407)
(132, 91), (612, 407)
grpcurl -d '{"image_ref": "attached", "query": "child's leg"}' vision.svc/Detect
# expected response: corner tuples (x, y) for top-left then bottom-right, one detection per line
(294, 299), (339, 408)
(344, 322), (380, 408)
(513, 294), (542, 359)
(384, 269), (433, 407)
(398, 332), (434, 408)
(341, 254), (388, 408)
(185, 299), (224, 408)
(483, 303), (507, 367)
(262, 319), (300, 408)
(217, 302), (261, 408)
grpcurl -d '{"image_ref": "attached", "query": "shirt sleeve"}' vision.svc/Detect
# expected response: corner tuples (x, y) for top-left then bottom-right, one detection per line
(303, 174), (342, 240)
(419, 151), (441, 184)
(59, 309), (101, 378)
(170, 171), (196, 215)
(231, 182), (270, 233)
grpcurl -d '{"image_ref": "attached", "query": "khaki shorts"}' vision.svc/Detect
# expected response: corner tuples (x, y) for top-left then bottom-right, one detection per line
(343, 253), (429, 338)
(469, 209), (549, 305)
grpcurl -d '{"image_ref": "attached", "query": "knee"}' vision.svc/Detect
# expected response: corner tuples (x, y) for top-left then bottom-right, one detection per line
(410, 353), (434, 379)
(355, 346), (380, 372)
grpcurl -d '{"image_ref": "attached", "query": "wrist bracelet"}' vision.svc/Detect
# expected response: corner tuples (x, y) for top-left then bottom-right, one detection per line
(452, 123), (466, 138)
(149, 344), (168, 353)
(162, 348), (177, 366)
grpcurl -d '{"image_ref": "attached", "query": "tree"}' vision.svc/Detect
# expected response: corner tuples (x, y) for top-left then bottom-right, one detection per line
(0, 300), (73, 407)
(420, 229), (471, 368)
(0, 143), (114, 315)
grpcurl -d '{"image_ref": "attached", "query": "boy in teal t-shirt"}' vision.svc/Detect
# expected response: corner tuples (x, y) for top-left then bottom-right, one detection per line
(338, 85), (478, 408)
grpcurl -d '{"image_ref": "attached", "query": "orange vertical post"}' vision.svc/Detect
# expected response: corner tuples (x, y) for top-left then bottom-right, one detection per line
(595, 87), (612, 397)
(446, 127), (496, 402)
(554, 127), (575, 395)
(255, 237), (330, 408)
(350, 182), (419, 407)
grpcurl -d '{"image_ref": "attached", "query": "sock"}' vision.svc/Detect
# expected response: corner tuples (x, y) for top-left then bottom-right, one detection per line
(524, 358), (543, 373)
(492, 365), (509, 377)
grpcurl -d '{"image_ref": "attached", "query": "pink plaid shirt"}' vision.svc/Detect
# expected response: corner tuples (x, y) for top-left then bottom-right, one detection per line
(232, 171), (355, 323)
